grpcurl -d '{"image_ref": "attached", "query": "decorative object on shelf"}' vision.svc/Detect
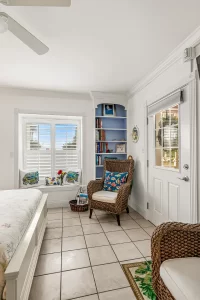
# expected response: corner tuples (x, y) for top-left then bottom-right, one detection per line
(116, 143), (126, 153)
(45, 176), (61, 186)
(57, 169), (66, 185)
(69, 200), (88, 212)
(103, 104), (116, 116)
(20, 169), (39, 188)
(107, 149), (113, 153)
(132, 126), (139, 143)
(128, 155), (133, 160)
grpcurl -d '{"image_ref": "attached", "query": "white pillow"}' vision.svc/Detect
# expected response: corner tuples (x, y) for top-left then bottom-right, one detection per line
(19, 169), (39, 188)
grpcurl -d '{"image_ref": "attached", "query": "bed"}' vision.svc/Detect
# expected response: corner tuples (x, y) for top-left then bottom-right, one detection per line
(0, 189), (47, 300)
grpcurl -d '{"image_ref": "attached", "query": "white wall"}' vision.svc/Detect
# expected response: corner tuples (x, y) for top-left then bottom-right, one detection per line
(127, 28), (200, 219)
(0, 88), (95, 190)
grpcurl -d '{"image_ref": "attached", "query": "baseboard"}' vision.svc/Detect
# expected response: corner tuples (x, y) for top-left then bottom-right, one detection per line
(129, 202), (148, 220)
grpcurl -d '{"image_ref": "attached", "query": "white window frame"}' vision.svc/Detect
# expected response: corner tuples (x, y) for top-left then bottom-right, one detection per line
(21, 115), (82, 182)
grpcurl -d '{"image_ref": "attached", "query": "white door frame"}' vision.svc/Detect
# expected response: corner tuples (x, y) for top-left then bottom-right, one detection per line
(144, 74), (198, 224)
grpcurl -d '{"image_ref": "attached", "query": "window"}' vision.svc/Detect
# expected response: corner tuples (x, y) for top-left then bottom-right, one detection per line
(155, 105), (179, 170)
(22, 115), (82, 181)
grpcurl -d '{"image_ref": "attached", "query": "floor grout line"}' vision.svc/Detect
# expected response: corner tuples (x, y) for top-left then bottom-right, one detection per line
(78, 210), (101, 300)
(115, 210), (151, 260)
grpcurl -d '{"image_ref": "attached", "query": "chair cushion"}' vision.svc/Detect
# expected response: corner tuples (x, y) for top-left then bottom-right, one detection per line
(92, 191), (117, 204)
(160, 257), (200, 300)
(103, 170), (128, 192)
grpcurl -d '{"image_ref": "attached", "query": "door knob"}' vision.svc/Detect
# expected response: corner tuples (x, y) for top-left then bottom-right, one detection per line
(178, 176), (189, 182)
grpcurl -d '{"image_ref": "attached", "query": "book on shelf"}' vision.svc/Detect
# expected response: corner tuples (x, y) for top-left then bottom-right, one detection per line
(96, 118), (102, 129)
(96, 130), (99, 141)
(96, 154), (102, 165)
(96, 142), (108, 153)
(96, 129), (106, 141)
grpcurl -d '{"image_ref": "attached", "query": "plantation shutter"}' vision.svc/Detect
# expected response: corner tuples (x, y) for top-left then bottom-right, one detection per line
(55, 121), (81, 173)
(23, 117), (81, 181)
(24, 123), (52, 179)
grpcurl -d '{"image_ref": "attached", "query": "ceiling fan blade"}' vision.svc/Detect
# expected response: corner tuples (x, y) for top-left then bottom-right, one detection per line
(3, 13), (49, 55)
(0, 0), (71, 6)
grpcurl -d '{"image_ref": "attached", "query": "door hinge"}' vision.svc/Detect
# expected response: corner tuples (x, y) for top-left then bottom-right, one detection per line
(147, 202), (149, 209)
(147, 160), (149, 167)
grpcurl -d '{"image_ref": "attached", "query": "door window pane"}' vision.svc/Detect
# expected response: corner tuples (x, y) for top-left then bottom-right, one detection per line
(162, 149), (171, 168)
(155, 105), (179, 170)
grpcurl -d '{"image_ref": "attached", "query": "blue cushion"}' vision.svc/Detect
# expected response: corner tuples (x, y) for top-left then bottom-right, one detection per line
(103, 171), (128, 192)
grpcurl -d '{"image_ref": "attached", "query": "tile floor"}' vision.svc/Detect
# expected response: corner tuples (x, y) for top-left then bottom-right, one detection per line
(29, 207), (155, 300)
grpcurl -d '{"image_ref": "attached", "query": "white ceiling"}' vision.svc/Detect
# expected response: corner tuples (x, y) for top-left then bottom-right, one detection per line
(1, 0), (200, 93)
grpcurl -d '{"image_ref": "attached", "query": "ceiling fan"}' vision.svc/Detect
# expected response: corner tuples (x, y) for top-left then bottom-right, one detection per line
(0, 1), (71, 54)
(0, 0), (71, 6)
(0, 12), (49, 54)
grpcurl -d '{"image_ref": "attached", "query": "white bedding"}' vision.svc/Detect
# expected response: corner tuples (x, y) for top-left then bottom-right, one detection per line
(0, 189), (42, 299)
(0, 189), (42, 261)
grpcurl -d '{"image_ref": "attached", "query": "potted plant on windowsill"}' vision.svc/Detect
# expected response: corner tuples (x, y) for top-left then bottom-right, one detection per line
(57, 170), (66, 185)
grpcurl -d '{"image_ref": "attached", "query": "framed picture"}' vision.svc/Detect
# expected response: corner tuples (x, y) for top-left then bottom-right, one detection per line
(132, 126), (139, 143)
(103, 104), (116, 116)
(116, 143), (126, 153)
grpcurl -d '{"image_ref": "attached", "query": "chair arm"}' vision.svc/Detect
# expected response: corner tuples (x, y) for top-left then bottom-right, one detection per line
(87, 179), (104, 200)
(151, 222), (200, 292)
(115, 182), (131, 213)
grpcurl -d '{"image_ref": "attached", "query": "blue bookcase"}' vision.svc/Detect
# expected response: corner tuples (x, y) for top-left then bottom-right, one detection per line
(95, 104), (127, 179)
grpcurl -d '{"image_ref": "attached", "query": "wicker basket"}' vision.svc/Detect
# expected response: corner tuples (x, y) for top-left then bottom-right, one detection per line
(69, 200), (89, 212)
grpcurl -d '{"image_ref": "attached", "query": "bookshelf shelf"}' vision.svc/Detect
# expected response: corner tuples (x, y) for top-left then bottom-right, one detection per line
(96, 153), (127, 155)
(95, 104), (127, 179)
(96, 116), (127, 119)
(96, 140), (127, 143)
(96, 128), (127, 131)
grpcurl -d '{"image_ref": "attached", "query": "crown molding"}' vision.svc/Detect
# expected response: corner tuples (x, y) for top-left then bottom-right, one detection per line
(128, 25), (200, 98)
(91, 91), (128, 109)
(0, 86), (91, 101)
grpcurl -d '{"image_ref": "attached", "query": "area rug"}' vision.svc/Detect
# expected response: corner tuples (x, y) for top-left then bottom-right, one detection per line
(122, 260), (156, 300)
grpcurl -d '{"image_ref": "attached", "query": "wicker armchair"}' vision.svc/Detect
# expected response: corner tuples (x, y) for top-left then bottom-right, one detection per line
(151, 222), (200, 300)
(87, 159), (134, 226)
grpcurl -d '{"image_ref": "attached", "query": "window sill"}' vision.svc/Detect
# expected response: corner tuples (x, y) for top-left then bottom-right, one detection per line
(20, 184), (80, 192)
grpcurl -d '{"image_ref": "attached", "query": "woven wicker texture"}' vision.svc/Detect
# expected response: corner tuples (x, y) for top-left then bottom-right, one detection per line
(87, 159), (134, 215)
(69, 200), (88, 212)
(151, 222), (200, 299)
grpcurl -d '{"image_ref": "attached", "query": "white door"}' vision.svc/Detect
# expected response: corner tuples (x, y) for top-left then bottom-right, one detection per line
(147, 86), (191, 225)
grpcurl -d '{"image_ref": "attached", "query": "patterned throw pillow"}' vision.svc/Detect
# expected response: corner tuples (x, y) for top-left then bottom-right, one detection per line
(20, 169), (39, 188)
(66, 171), (79, 183)
(103, 171), (128, 192)
(45, 177), (61, 186)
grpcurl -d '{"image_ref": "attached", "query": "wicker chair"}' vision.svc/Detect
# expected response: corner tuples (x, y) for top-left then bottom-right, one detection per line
(87, 159), (134, 226)
(151, 222), (200, 300)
